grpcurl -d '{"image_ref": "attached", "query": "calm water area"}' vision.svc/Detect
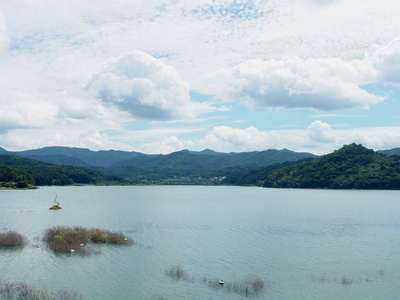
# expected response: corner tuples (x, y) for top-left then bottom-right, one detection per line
(0, 186), (400, 299)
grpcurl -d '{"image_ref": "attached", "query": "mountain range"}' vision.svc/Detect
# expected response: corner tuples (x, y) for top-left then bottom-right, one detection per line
(1, 144), (400, 188)
(0, 146), (317, 181)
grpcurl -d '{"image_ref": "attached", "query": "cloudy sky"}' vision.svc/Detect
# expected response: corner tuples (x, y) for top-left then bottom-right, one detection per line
(1, 0), (400, 154)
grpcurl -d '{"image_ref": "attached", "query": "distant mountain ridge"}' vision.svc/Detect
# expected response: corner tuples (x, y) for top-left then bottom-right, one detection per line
(1, 146), (318, 180)
(14, 146), (144, 167)
(378, 148), (400, 156)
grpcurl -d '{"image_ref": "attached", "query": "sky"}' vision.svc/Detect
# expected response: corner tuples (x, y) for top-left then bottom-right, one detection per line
(1, 0), (400, 155)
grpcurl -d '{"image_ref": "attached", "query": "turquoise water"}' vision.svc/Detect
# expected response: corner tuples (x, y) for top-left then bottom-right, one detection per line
(0, 186), (400, 299)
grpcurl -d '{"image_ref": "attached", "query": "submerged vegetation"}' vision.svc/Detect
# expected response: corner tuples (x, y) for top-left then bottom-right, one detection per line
(311, 270), (386, 286)
(165, 266), (191, 280)
(166, 265), (266, 296)
(0, 282), (82, 300)
(0, 231), (25, 247)
(44, 226), (134, 254)
(206, 276), (265, 296)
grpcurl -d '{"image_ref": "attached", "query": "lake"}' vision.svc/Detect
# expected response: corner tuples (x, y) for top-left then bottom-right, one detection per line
(1, 186), (400, 299)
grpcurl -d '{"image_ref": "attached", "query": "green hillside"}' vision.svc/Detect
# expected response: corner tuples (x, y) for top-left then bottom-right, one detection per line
(222, 159), (313, 186)
(106, 148), (317, 180)
(379, 148), (400, 156)
(0, 165), (35, 188)
(263, 143), (400, 189)
(0, 155), (118, 186)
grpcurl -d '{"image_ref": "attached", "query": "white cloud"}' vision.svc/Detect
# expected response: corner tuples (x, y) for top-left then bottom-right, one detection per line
(1, 0), (400, 153)
(367, 38), (400, 85)
(196, 121), (400, 154)
(307, 120), (336, 143)
(139, 136), (194, 154)
(199, 56), (384, 111)
(87, 51), (213, 121)
(0, 10), (7, 50)
(0, 92), (57, 132)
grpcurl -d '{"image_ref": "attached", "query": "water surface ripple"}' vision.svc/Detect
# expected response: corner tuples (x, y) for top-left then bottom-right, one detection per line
(1, 186), (399, 299)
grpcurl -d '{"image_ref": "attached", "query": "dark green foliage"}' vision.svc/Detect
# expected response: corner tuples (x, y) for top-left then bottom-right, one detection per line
(222, 159), (313, 186)
(263, 143), (400, 189)
(0, 147), (8, 154)
(0, 155), (117, 186)
(0, 165), (35, 188)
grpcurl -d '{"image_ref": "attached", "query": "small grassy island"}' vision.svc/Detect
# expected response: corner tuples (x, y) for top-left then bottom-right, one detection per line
(44, 226), (134, 254)
(49, 204), (62, 210)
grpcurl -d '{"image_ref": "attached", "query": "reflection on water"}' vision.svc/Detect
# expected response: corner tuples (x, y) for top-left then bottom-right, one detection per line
(0, 186), (400, 299)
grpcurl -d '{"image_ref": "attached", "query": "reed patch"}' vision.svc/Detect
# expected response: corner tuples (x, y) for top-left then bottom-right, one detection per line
(0, 231), (25, 248)
(44, 226), (134, 254)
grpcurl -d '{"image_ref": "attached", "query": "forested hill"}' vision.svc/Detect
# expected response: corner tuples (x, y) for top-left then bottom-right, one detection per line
(0, 155), (119, 186)
(262, 143), (400, 189)
(0, 165), (35, 188)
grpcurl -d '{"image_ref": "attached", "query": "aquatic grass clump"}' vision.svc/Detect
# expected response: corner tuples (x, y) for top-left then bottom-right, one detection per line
(44, 226), (88, 253)
(0, 282), (82, 300)
(0, 231), (25, 247)
(44, 226), (134, 254)
(106, 231), (134, 245)
(88, 229), (109, 243)
(165, 266), (190, 280)
(88, 228), (134, 245)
